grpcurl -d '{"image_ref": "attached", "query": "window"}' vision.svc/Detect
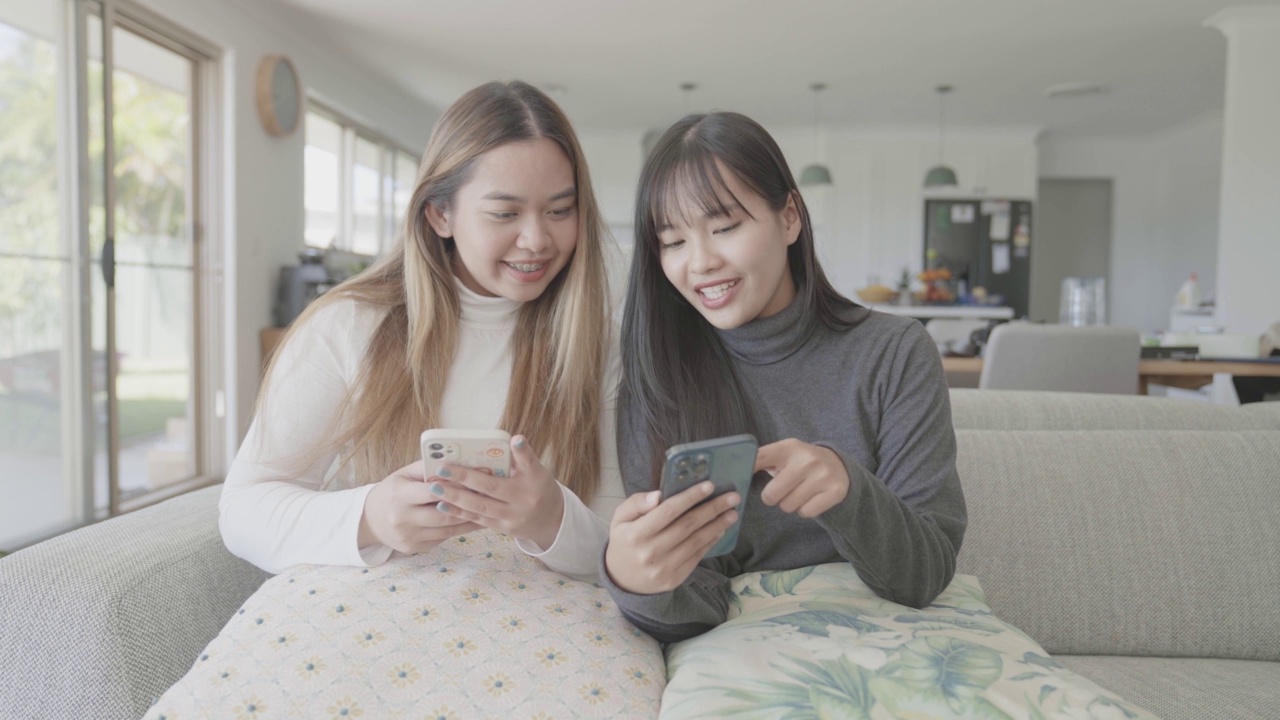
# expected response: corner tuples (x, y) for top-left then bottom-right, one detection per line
(1, 0), (222, 550)
(304, 104), (419, 256)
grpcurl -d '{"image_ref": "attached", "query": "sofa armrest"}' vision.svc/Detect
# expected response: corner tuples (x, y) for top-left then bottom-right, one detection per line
(0, 485), (268, 720)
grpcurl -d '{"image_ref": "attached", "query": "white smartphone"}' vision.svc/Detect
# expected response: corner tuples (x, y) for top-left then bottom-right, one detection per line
(420, 429), (512, 478)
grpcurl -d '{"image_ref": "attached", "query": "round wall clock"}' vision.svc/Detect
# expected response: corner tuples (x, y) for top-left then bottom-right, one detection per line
(256, 55), (301, 137)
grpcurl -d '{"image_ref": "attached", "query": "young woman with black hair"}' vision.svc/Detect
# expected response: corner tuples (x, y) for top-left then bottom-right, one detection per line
(602, 112), (967, 643)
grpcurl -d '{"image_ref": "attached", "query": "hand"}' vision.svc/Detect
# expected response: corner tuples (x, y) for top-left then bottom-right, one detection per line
(424, 435), (566, 548)
(358, 461), (480, 554)
(755, 439), (850, 518)
(604, 482), (741, 595)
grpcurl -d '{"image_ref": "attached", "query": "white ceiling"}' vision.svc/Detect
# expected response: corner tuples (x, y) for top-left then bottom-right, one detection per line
(270, 0), (1262, 137)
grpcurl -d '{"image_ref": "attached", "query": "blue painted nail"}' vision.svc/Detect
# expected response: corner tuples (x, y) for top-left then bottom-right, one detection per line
(436, 502), (450, 514)
(429, 483), (444, 496)
(513, 436), (526, 448)
(436, 467), (452, 479)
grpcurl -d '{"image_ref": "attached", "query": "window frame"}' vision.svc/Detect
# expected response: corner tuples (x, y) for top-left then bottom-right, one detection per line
(304, 99), (419, 257)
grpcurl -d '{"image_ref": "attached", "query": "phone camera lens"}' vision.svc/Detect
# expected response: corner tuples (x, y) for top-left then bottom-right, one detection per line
(430, 451), (444, 459)
(428, 443), (443, 451)
(675, 456), (690, 471)
(676, 468), (690, 482)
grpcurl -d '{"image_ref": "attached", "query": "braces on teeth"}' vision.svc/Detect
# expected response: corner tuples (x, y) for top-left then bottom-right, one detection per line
(507, 262), (544, 272)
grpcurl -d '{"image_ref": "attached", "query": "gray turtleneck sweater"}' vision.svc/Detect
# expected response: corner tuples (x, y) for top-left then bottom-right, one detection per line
(601, 299), (967, 644)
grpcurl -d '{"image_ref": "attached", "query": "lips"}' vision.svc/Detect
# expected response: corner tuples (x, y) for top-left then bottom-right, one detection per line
(695, 279), (740, 300)
(502, 259), (552, 284)
(503, 261), (546, 273)
(690, 278), (741, 310)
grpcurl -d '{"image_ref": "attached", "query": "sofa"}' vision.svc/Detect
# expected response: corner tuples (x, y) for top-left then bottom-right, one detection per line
(2, 390), (1278, 719)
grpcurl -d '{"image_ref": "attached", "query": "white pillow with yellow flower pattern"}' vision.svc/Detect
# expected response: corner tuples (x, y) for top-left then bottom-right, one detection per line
(145, 530), (664, 720)
(660, 564), (1158, 720)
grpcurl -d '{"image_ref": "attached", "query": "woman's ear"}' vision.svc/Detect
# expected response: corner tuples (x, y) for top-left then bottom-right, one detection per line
(424, 202), (452, 239)
(782, 191), (803, 247)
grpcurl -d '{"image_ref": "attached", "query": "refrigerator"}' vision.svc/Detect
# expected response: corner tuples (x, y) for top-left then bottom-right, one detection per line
(923, 199), (1033, 319)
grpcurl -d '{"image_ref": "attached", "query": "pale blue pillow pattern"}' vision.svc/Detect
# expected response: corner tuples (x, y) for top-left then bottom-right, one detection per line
(660, 565), (1157, 720)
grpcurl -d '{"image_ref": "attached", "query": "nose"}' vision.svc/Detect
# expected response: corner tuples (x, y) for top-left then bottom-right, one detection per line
(688, 237), (721, 275)
(516, 216), (553, 254)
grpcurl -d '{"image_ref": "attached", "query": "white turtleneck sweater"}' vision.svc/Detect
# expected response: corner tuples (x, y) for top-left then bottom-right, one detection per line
(219, 282), (624, 578)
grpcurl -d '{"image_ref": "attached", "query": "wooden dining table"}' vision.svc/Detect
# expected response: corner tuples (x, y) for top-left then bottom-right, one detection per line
(940, 356), (1280, 395)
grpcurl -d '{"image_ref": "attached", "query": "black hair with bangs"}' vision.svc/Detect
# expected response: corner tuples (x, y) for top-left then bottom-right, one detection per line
(619, 112), (863, 486)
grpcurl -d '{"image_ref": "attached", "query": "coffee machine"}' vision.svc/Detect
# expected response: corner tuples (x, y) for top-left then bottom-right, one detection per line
(274, 248), (335, 326)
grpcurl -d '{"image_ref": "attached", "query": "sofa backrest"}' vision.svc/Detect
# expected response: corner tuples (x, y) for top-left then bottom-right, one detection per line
(950, 389), (1273, 431)
(1241, 400), (1280, 430)
(954, 428), (1280, 662)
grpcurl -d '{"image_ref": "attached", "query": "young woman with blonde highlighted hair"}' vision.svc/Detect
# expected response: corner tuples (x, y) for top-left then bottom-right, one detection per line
(220, 81), (623, 578)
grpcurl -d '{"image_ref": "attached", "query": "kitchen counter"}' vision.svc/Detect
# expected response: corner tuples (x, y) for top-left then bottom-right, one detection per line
(869, 304), (1015, 320)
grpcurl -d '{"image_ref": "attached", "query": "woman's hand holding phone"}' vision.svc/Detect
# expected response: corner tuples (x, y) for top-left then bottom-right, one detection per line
(358, 462), (480, 554)
(428, 435), (565, 549)
(755, 439), (850, 518)
(604, 483), (741, 595)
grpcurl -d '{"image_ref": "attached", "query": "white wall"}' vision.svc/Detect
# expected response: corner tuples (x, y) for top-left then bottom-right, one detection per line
(135, 0), (440, 466)
(1039, 112), (1223, 334)
(577, 122), (1040, 301)
(1210, 8), (1280, 337)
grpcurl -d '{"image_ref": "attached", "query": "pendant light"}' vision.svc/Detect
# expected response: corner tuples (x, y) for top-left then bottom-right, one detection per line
(798, 82), (833, 186)
(924, 84), (959, 188)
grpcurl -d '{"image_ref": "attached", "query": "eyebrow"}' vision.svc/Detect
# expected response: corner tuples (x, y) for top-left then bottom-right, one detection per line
(481, 187), (576, 203)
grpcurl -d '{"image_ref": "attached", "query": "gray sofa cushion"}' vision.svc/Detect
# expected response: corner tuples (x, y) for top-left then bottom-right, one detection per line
(955, 429), (1280, 662)
(0, 486), (267, 720)
(1241, 400), (1280, 430)
(950, 389), (1271, 431)
(1057, 655), (1280, 720)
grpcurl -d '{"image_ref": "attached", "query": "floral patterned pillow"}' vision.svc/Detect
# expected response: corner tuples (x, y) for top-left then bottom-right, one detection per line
(146, 531), (663, 720)
(660, 565), (1157, 720)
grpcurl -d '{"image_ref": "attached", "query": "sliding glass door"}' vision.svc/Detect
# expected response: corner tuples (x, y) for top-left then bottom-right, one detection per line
(0, 0), (218, 549)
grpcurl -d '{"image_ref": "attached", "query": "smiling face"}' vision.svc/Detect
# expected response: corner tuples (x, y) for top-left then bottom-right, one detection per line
(425, 137), (578, 301)
(655, 160), (801, 329)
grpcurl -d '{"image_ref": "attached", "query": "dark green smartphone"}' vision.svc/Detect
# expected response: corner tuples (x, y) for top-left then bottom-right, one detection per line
(660, 434), (758, 557)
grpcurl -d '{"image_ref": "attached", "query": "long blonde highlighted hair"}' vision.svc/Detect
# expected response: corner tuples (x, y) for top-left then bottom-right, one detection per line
(261, 81), (610, 503)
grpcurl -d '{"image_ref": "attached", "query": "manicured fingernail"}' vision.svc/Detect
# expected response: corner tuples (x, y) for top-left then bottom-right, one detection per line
(513, 435), (526, 448)
(436, 467), (451, 479)
(725, 512), (739, 524)
(701, 481), (714, 494)
(436, 502), (450, 514)
(646, 491), (660, 505)
(429, 483), (444, 496)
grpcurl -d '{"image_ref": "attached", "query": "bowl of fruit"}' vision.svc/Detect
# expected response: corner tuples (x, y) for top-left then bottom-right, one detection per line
(916, 268), (955, 304)
(855, 284), (898, 304)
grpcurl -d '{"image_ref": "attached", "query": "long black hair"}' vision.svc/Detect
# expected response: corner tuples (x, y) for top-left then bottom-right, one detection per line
(619, 111), (862, 486)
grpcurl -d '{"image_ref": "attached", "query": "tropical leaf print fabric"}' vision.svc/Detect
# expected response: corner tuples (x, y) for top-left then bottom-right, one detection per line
(660, 564), (1158, 720)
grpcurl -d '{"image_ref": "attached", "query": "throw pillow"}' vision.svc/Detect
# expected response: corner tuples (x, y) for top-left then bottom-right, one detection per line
(146, 530), (664, 719)
(660, 564), (1157, 720)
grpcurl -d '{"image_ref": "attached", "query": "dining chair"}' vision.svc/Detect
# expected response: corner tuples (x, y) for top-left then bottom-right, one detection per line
(979, 323), (1141, 394)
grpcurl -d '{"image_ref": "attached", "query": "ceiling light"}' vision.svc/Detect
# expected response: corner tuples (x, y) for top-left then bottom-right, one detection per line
(1044, 82), (1108, 99)
(924, 85), (958, 189)
(799, 82), (833, 187)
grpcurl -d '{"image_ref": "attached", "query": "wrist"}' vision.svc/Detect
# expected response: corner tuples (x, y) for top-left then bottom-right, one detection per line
(357, 484), (382, 549)
(357, 511), (376, 549)
(528, 485), (565, 549)
(604, 547), (641, 594)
